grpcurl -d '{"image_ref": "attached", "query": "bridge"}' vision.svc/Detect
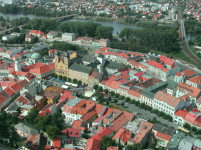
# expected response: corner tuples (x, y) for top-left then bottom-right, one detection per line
(179, 19), (201, 65)
(52, 14), (76, 21)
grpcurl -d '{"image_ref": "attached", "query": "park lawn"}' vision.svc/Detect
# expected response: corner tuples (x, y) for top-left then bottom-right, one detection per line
(150, 49), (199, 68)
(108, 103), (133, 113)
(87, 48), (95, 54)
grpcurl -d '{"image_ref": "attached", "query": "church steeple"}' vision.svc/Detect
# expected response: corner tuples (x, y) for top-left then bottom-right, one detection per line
(14, 58), (21, 72)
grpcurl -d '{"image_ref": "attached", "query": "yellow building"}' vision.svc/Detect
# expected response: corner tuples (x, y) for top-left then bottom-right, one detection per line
(55, 52), (94, 85)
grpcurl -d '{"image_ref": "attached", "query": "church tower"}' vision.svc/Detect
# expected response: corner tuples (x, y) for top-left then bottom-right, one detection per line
(64, 52), (70, 76)
(14, 58), (21, 72)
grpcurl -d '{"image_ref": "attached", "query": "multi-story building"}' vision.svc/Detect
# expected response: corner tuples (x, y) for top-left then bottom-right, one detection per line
(99, 39), (110, 47)
(88, 71), (103, 88)
(55, 52), (93, 85)
(153, 91), (190, 117)
(186, 76), (201, 88)
(47, 31), (57, 39)
(62, 33), (75, 42)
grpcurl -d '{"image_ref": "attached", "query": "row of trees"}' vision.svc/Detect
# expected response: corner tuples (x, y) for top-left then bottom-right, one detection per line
(53, 74), (82, 85)
(56, 21), (114, 39)
(183, 123), (201, 135)
(184, 20), (201, 33)
(23, 18), (61, 34)
(0, 5), (72, 18)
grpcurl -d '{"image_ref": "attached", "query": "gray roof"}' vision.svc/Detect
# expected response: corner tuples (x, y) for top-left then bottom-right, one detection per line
(14, 123), (38, 136)
(194, 139), (201, 149)
(97, 54), (104, 58)
(152, 124), (176, 136)
(178, 136), (195, 150)
(166, 131), (185, 149)
(167, 79), (178, 90)
(67, 97), (82, 107)
(0, 72), (9, 77)
(104, 61), (126, 70)
(141, 90), (155, 99)
(82, 55), (96, 62)
(69, 64), (92, 74)
(144, 81), (168, 93)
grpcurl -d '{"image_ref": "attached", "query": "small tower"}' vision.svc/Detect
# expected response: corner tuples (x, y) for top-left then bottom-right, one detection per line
(14, 58), (21, 72)
(64, 52), (70, 67)
(55, 51), (59, 63)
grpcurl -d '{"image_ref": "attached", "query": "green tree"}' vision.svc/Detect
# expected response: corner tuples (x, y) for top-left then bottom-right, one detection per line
(95, 26), (114, 39)
(11, 115), (18, 124)
(108, 97), (111, 101)
(73, 78), (77, 84)
(10, 126), (20, 148)
(93, 84), (99, 90)
(6, 17), (10, 22)
(101, 136), (117, 150)
(120, 95), (125, 100)
(115, 93), (120, 98)
(25, 108), (38, 124)
(97, 86), (103, 92)
(140, 103), (146, 109)
(35, 115), (49, 131)
(103, 89), (109, 94)
(67, 77), (71, 82)
(59, 75), (62, 80)
(125, 97), (131, 102)
(50, 112), (64, 129)
(1, 21), (6, 27)
(77, 80), (82, 85)
(54, 74), (58, 79)
(46, 125), (60, 140)
(110, 91), (115, 97)
(62, 76), (67, 81)
(121, 102), (124, 107)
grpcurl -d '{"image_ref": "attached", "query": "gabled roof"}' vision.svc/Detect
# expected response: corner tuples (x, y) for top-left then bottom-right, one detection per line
(159, 55), (175, 67)
(61, 128), (81, 138)
(148, 60), (164, 69)
(184, 112), (199, 124)
(72, 120), (86, 131)
(112, 127), (131, 144)
(52, 137), (61, 149)
(80, 110), (97, 122)
(84, 139), (101, 150)
(181, 68), (196, 77)
(174, 109), (188, 118)
(156, 131), (172, 141)
(188, 76), (201, 84)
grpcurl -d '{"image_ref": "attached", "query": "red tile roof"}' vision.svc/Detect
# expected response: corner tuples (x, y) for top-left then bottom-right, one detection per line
(109, 81), (121, 90)
(95, 47), (110, 54)
(52, 137), (61, 149)
(4, 87), (15, 96)
(109, 114), (129, 132)
(107, 147), (118, 150)
(181, 68), (196, 77)
(134, 72), (144, 77)
(91, 127), (113, 141)
(49, 49), (57, 54)
(159, 55), (175, 67)
(80, 110), (97, 122)
(72, 120), (86, 131)
(112, 127), (131, 144)
(156, 131), (172, 141)
(61, 128), (81, 138)
(0, 95), (6, 106)
(188, 76), (201, 84)
(84, 139), (101, 150)
(174, 109), (188, 118)
(128, 87), (143, 98)
(184, 112), (198, 124)
(148, 60), (164, 69)
(10, 83), (22, 92)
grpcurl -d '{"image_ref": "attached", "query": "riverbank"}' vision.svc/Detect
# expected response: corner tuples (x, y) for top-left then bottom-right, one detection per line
(76, 15), (174, 26)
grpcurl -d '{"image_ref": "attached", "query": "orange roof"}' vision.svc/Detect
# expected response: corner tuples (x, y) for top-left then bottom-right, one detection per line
(188, 76), (201, 84)
(181, 68), (196, 77)
(84, 139), (101, 150)
(72, 120), (86, 131)
(81, 110), (97, 122)
(154, 91), (179, 108)
(159, 55), (175, 67)
(148, 60), (164, 69)
(95, 47), (109, 54)
(174, 109), (188, 118)
(109, 114), (129, 132)
(109, 81), (121, 90)
(112, 127), (131, 143)
(156, 131), (172, 141)
(128, 87), (143, 98)
(94, 103), (105, 114)
(52, 137), (61, 148)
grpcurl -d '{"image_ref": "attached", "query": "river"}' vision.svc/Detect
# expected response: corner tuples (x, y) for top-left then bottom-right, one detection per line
(0, 13), (196, 41)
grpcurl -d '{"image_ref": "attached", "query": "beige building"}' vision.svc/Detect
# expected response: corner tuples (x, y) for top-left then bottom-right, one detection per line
(55, 52), (94, 85)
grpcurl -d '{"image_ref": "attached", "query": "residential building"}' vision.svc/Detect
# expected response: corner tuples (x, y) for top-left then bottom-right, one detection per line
(84, 139), (101, 150)
(77, 37), (94, 45)
(25, 34), (33, 43)
(152, 124), (176, 147)
(166, 131), (185, 150)
(173, 109), (188, 126)
(186, 76), (201, 88)
(112, 127), (131, 145)
(159, 55), (175, 69)
(92, 39), (100, 47)
(14, 123), (38, 137)
(2, 47), (23, 59)
(60, 128), (81, 139)
(62, 33), (76, 42)
(196, 96), (201, 111)
(176, 82), (201, 105)
(29, 30), (44, 38)
(88, 71), (103, 88)
(178, 136), (195, 150)
(99, 39), (110, 47)
(153, 91), (190, 117)
(47, 31), (57, 39)
(22, 62), (55, 79)
(184, 111), (201, 129)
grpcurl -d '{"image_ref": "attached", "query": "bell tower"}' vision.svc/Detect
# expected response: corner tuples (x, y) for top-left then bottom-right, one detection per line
(64, 52), (70, 76)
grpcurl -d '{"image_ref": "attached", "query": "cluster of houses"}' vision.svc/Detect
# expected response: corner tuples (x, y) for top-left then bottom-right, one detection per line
(0, 43), (201, 149)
